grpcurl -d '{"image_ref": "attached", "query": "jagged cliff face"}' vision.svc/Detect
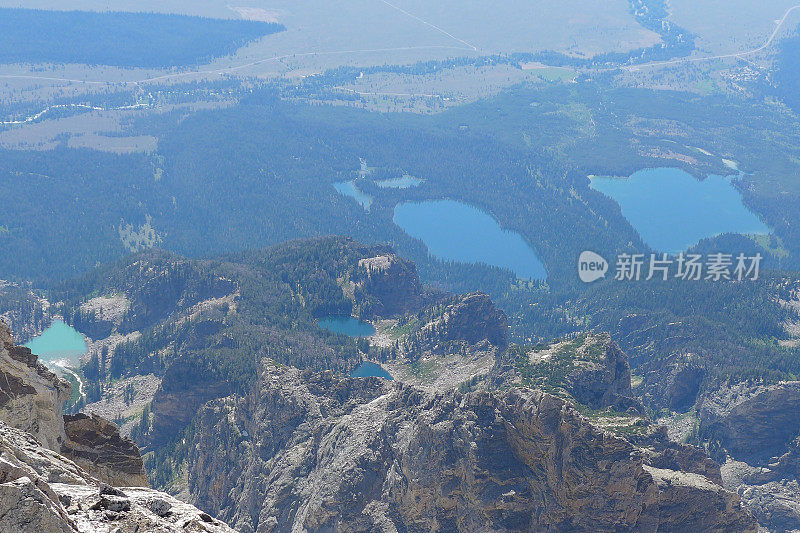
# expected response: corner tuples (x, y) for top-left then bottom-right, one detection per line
(700, 381), (800, 530)
(0, 319), (147, 488)
(7, 240), (768, 531)
(643, 352), (706, 412)
(700, 381), (800, 463)
(404, 291), (508, 353)
(379, 291), (508, 390)
(148, 358), (233, 445)
(186, 361), (756, 533)
(494, 333), (639, 412)
(0, 320), (70, 450)
(354, 254), (423, 317)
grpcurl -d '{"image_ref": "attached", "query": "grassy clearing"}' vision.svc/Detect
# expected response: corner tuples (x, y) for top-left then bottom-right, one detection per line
(577, 405), (650, 437)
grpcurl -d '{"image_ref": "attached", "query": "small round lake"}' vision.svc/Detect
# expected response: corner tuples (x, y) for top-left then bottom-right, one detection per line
(393, 199), (546, 280)
(589, 168), (770, 253)
(318, 316), (376, 337)
(350, 361), (393, 380)
(23, 319), (87, 368)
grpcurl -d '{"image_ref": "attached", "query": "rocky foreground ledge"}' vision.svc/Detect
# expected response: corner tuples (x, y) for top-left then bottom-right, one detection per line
(0, 319), (234, 532)
(0, 421), (234, 533)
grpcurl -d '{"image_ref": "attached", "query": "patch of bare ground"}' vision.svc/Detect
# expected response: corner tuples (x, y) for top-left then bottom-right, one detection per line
(79, 294), (130, 325)
(229, 6), (281, 23)
(656, 410), (699, 443)
(175, 291), (239, 327)
(382, 350), (495, 391)
(369, 319), (398, 348)
(81, 374), (161, 437)
(778, 294), (800, 347)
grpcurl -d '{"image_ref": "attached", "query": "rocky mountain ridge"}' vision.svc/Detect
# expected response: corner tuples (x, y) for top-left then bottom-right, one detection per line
(494, 333), (641, 412)
(184, 360), (756, 532)
(376, 291), (508, 390)
(697, 380), (800, 530)
(6, 239), (776, 531)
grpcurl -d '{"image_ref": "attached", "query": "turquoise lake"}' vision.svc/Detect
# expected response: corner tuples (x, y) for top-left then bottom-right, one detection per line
(333, 181), (372, 210)
(23, 319), (87, 368)
(589, 168), (770, 252)
(376, 175), (422, 189)
(393, 199), (547, 280)
(350, 361), (393, 380)
(318, 316), (376, 337)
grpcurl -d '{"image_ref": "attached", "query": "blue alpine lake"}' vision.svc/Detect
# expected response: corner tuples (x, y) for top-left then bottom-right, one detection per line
(350, 361), (393, 379)
(333, 181), (372, 210)
(23, 319), (87, 368)
(393, 199), (547, 280)
(318, 316), (376, 337)
(589, 168), (770, 253)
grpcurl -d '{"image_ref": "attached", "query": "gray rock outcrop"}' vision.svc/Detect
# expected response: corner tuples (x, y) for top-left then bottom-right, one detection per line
(0, 320), (70, 450)
(701, 381), (800, 531)
(492, 333), (640, 412)
(186, 361), (756, 533)
(0, 420), (234, 533)
(403, 291), (509, 355)
(700, 381), (800, 463)
(354, 253), (423, 317)
(61, 413), (148, 487)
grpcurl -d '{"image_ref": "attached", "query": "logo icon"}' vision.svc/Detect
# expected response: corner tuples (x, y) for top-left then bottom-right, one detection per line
(578, 251), (608, 283)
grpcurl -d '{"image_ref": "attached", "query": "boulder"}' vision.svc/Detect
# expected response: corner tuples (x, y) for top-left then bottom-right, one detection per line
(61, 413), (147, 487)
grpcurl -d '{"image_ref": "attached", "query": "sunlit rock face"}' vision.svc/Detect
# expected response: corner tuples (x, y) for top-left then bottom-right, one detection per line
(0, 320), (70, 451)
(187, 361), (756, 533)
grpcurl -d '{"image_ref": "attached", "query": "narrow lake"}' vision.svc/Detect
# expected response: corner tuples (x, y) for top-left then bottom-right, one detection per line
(589, 168), (770, 252)
(23, 319), (87, 368)
(318, 316), (376, 337)
(393, 199), (547, 280)
(333, 181), (372, 210)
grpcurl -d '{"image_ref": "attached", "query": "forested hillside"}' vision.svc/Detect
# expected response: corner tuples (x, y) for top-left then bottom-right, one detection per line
(0, 8), (283, 67)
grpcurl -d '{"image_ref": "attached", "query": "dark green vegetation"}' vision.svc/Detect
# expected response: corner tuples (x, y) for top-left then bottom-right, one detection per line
(0, 8), (283, 67)
(573, 275), (799, 385)
(3, 81), (800, 393)
(62, 239), (393, 401)
(21, 234), (796, 489)
(0, 47), (798, 424)
(511, 334), (607, 397)
(4, 82), (800, 284)
(0, 88), (633, 284)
